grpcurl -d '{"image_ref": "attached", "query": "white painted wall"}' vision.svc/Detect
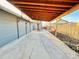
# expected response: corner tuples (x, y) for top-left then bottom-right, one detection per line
(18, 19), (26, 37)
(31, 23), (38, 30)
(0, 9), (38, 47)
(0, 10), (18, 47)
(27, 22), (31, 33)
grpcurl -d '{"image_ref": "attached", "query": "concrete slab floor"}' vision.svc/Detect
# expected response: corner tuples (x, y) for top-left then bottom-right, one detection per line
(0, 30), (79, 59)
(23, 30), (79, 59)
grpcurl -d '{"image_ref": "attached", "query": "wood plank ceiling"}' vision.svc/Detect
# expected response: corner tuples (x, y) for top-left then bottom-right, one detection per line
(8, 0), (79, 21)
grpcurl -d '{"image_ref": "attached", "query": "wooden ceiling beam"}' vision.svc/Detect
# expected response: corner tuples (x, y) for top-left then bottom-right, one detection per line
(20, 6), (66, 12)
(22, 9), (63, 13)
(9, 0), (79, 3)
(24, 10), (60, 21)
(18, 5), (68, 11)
(11, 1), (73, 8)
(53, 0), (79, 3)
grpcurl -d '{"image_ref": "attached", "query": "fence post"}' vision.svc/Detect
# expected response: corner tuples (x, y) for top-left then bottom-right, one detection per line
(55, 19), (61, 36)
(55, 20), (58, 36)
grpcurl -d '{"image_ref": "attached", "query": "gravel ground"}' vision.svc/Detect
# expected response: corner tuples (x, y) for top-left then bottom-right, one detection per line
(51, 32), (79, 53)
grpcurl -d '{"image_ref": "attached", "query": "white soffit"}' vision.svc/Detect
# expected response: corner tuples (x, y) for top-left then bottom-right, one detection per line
(0, 0), (32, 21)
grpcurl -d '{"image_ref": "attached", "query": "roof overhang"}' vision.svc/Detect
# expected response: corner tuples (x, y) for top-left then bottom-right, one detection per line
(6, 0), (79, 21)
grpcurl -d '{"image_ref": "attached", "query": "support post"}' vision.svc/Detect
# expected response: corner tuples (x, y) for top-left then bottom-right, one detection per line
(29, 22), (31, 32)
(25, 21), (27, 34)
(37, 23), (40, 30)
(16, 17), (20, 39)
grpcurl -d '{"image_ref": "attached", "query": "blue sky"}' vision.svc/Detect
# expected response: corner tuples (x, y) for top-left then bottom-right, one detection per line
(61, 10), (79, 22)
